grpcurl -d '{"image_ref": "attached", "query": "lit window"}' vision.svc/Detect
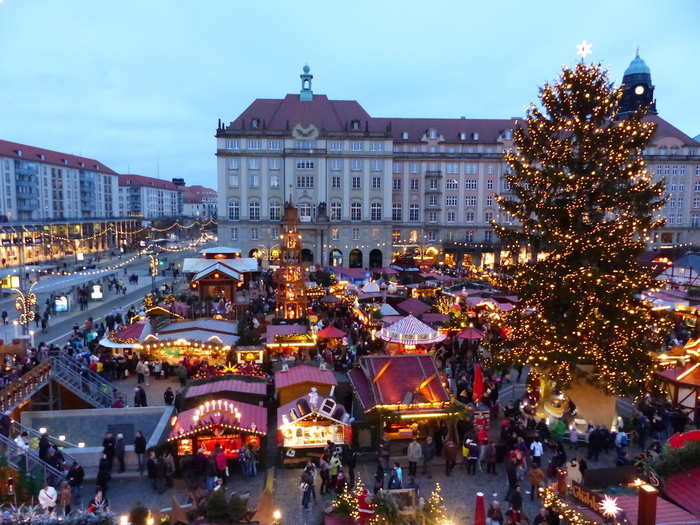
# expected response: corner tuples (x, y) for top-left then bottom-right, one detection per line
(331, 228), (340, 240)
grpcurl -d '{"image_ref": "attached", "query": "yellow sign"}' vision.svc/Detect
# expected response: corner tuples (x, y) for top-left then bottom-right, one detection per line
(0, 275), (20, 289)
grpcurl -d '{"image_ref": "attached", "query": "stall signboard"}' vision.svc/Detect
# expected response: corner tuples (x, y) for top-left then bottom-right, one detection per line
(0, 275), (20, 289)
(235, 347), (264, 364)
(281, 420), (349, 449)
(76, 253), (84, 261)
(55, 296), (69, 313)
(91, 284), (103, 300)
(571, 482), (603, 513)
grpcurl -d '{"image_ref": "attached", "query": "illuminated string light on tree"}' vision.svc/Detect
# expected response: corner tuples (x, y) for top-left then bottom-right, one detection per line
(488, 59), (670, 396)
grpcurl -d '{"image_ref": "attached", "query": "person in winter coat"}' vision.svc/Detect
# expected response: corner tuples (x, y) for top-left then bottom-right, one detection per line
(115, 434), (126, 473)
(38, 483), (57, 515)
(146, 451), (159, 491)
(485, 441), (497, 474)
(163, 387), (175, 406)
(134, 431), (147, 475)
(58, 481), (72, 516)
(407, 438), (423, 477)
(67, 461), (84, 506)
(96, 454), (111, 494)
(443, 439), (458, 476)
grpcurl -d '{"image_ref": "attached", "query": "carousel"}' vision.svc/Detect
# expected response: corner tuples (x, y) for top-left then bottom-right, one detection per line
(168, 398), (267, 458)
(377, 315), (446, 354)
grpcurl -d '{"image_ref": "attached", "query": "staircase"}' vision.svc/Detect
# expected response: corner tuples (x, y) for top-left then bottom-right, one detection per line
(0, 433), (65, 486)
(0, 355), (118, 413)
(49, 355), (117, 408)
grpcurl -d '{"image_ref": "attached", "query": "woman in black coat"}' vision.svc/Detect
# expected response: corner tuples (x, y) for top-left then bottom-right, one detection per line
(96, 454), (111, 494)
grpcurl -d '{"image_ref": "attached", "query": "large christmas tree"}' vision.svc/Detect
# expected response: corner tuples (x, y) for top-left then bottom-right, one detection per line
(492, 61), (669, 396)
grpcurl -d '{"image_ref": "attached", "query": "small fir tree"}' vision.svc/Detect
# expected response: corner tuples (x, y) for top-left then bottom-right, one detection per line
(422, 483), (448, 525)
(490, 61), (670, 396)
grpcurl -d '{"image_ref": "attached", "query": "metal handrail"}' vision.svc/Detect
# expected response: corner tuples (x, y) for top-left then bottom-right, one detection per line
(49, 357), (115, 408)
(8, 419), (80, 460)
(0, 433), (65, 486)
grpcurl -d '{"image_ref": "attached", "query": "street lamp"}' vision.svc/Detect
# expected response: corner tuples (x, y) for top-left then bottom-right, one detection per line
(272, 509), (282, 525)
(13, 283), (36, 336)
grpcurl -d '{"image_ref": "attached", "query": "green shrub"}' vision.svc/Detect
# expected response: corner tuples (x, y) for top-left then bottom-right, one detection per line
(653, 441), (700, 478)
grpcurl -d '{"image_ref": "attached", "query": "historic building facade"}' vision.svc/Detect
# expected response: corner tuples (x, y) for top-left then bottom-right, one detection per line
(217, 58), (700, 268)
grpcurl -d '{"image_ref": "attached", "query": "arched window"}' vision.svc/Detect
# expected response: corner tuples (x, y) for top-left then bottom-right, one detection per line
(370, 202), (382, 221)
(351, 202), (362, 221)
(269, 200), (281, 221)
(330, 201), (342, 221)
(249, 200), (260, 221)
(228, 199), (240, 221)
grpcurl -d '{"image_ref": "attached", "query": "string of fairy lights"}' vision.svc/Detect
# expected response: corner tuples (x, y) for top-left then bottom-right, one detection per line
(486, 60), (671, 396)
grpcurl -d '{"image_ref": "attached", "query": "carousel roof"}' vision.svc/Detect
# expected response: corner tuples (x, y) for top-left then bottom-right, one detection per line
(168, 399), (267, 440)
(317, 325), (347, 339)
(377, 314), (446, 345)
(185, 378), (267, 399)
(274, 364), (337, 390)
(361, 281), (380, 293)
(396, 297), (431, 316)
(349, 354), (449, 411)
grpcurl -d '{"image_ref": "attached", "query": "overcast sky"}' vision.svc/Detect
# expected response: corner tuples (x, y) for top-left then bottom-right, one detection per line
(0, 0), (698, 187)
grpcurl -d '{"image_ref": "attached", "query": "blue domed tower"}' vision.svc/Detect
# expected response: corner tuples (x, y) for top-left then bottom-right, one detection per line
(619, 50), (657, 115)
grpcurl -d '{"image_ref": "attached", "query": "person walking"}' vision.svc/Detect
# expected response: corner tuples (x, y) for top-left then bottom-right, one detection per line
(102, 432), (115, 472)
(134, 431), (147, 476)
(38, 482), (57, 515)
(58, 481), (72, 516)
(407, 438), (422, 477)
(485, 441), (497, 474)
(67, 461), (84, 507)
(530, 438), (544, 467)
(96, 454), (111, 494)
(443, 438), (458, 476)
(146, 451), (159, 491)
(163, 387), (175, 406)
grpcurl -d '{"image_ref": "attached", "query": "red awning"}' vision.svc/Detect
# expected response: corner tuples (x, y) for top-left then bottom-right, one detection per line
(317, 325), (347, 339)
(458, 328), (484, 340)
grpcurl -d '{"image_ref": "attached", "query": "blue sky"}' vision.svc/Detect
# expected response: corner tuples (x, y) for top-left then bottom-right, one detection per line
(0, 0), (698, 187)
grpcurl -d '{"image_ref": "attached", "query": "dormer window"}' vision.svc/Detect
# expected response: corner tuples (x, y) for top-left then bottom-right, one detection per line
(14, 150), (22, 157)
(94, 165), (100, 170)
(459, 132), (466, 141)
(251, 118), (260, 129)
(351, 120), (361, 130)
(471, 132), (479, 141)
(401, 131), (409, 140)
(79, 162), (85, 167)
(62, 159), (68, 165)
(503, 130), (512, 140)
(428, 129), (437, 139)
(38, 153), (45, 160)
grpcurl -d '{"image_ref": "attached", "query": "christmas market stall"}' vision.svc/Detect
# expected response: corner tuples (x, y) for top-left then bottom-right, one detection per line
(168, 398), (267, 459)
(377, 315), (446, 354)
(274, 364), (337, 406)
(99, 320), (151, 357)
(265, 323), (315, 359)
(138, 319), (237, 365)
(277, 389), (351, 453)
(348, 354), (455, 440)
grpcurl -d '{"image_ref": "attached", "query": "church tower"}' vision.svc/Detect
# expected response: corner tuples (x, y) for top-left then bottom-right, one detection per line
(619, 50), (657, 116)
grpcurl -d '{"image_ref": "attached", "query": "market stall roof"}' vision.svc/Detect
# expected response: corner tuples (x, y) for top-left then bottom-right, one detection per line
(321, 294), (340, 304)
(665, 467), (700, 519)
(192, 262), (243, 282)
(199, 246), (240, 255)
(168, 400), (267, 440)
(378, 267), (399, 275)
(656, 363), (700, 388)
(265, 324), (308, 345)
(496, 302), (514, 311)
(147, 319), (239, 346)
(349, 354), (449, 411)
(100, 320), (151, 349)
(361, 281), (380, 293)
(457, 327), (484, 340)
(613, 494), (700, 525)
(395, 297), (431, 316)
(182, 257), (259, 275)
(378, 314), (446, 345)
(185, 378), (267, 399)
(274, 364), (337, 390)
(421, 313), (449, 325)
(328, 266), (370, 283)
(379, 303), (400, 316)
(317, 325), (347, 339)
(157, 301), (189, 317)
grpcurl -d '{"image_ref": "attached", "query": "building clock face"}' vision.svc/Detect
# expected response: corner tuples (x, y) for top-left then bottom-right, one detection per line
(635, 85), (645, 95)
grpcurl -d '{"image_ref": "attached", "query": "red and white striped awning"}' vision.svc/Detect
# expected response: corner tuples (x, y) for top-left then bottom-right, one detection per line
(377, 315), (446, 345)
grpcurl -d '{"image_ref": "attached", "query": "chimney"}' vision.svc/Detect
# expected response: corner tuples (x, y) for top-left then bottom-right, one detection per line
(637, 484), (657, 525)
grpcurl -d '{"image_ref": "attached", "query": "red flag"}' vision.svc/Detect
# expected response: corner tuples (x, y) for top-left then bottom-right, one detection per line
(472, 364), (485, 404)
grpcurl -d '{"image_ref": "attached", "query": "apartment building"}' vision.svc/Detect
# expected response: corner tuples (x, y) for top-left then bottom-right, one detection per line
(216, 60), (700, 268)
(118, 174), (183, 218)
(183, 185), (217, 218)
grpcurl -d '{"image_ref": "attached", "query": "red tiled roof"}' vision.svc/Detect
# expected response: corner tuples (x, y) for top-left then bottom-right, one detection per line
(168, 400), (267, 439)
(647, 115), (700, 147)
(656, 364), (700, 388)
(615, 493), (700, 525)
(118, 173), (183, 191)
(348, 367), (373, 411)
(396, 298), (431, 316)
(665, 467), (700, 518)
(115, 322), (147, 341)
(185, 378), (267, 399)
(360, 354), (449, 407)
(183, 185), (217, 204)
(265, 324), (307, 345)
(0, 139), (116, 174)
(274, 364), (337, 390)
